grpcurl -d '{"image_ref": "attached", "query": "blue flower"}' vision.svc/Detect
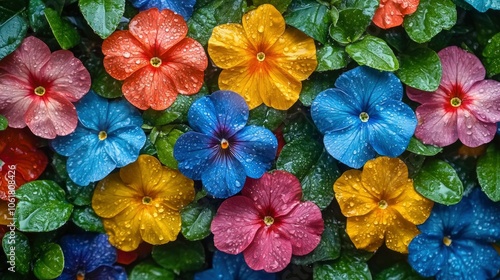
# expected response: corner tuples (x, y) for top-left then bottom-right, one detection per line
(57, 233), (126, 280)
(129, 0), (196, 19)
(311, 66), (417, 168)
(194, 251), (276, 280)
(51, 91), (146, 186)
(408, 189), (500, 280)
(173, 90), (277, 198)
(463, 0), (500, 12)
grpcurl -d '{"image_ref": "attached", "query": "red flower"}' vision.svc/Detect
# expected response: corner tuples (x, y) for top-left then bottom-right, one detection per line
(102, 8), (208, 110)
(211, 170), (324, 273)
(0, 128), (48, 200)
(372, 0), (419, 29)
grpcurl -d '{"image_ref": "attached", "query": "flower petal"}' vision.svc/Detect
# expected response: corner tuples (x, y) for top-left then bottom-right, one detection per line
(129, 0), (196, 20)
(413, 103), (458, 147)
(372, 0), (419, 29)
(334, 169), (378, 217)
(151, 167), (195, 212)
(323, 125), (375, 169)
(86, 265), (127, 280)
(165, 37), (207, 72)
(105, 127), (146, 167)
(106, 98), (144, 130)
(66, 141), (117, 186)
(211, 196), (261, 254)
(92, 173), (141, 218)
(439, 46), (485, 93)
(4, 36), (51, 80)
(140, 207), (181, 245)
(51, 126), (95, 157)
(242, 4), (285, 52)
(406, 86), (449, 106)
(208, 23), (253, 69)
(102, 206), (143, 251)
(201, 154), (247, 198)
(311, 88), (360, 134)
(243, 227), (292, 273)
(160, 62), (204, 95)
(120, 154), (162, 191)
(174, 132), (218, 180)
(74, 91), (109, 131)
(465, 80), (500, 123)
(384, 212), (420, 253)
(408, 234), (446, 277)
(462, 189), (500, 241)
(346, 210), (389, 252)
(389, 181), (433, 225)
(260, 66), (302, 110)
(456, 108), (496, 147)
(361, 156), (409, 199)
(452, 240), (500, 279)
(0, 77), (32, 128)
(218, 66), (263, 109)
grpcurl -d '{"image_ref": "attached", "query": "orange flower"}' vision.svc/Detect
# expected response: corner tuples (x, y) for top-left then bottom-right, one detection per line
(334, 156), (433, 253)
(208, 4), (317, 110)
(92, 154), (195, 251)
(102, 8), (208, 110)
(372, 0), (419, 29)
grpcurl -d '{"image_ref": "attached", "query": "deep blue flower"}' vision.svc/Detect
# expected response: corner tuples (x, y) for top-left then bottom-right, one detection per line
(463, 0), (500, 12)
(173, 90), (277, 198)
(129, 0), (196, 19)
(194, 251), (276, 280)
(311, 66), (417, 168)
(57, 233), (126, 280)
(408, 189), (500, 280)
(51, 91), (146, 186)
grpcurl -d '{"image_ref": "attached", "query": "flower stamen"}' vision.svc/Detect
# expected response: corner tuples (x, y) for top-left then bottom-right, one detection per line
(378, 200), (388, 209)
(220, 139), (229, 149)
(359, 112), (369, 122)
(142, 196), (153, 205)
(34, 86), (46, 96)
(150, 57), (162, 67)
(450, 97), (461, 107)
(443, 236), (452, 246)
(76, 271), (85, 280)
(256, 52), (266, 62)
(98, 131), (107, 141)
(263, 216), (274, 226)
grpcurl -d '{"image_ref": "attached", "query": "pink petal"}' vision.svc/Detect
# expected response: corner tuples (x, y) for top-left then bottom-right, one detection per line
(465, 80), (500, 123)
(243, 227), (292, 273)
(0, 74), (32, 128)
(456, 109), (496, 147)
(41, 50), (91, 102)
(211, 196), (261, 255)
(414, 103), (458, 147)
(4, 36), (51, 80)
(277, 201), (324, 256)
(439, 46), (485, 93)
(406, 86), (449, 105)
(242, 170), (302, 217)
(0, 95), (32, 128)
(24, 95), (77, 139)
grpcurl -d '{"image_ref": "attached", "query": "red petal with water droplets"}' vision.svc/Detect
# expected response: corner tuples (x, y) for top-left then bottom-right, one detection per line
(372, 0), (419, 29)
(243, 227), (292, 273)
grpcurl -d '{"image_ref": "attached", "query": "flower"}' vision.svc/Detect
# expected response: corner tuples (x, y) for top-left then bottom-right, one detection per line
(211, 170), (324, 273)
(173, 90), (277, 198)
(51, 91), (146, 186)
(0, 36), (91, 139)
(334, 156), (433, 253)
(311, 66), (417, 169)
(102, 8), (207, 111)
(207, 4), (317, 110)
(408, 189), (500, 279)
(462, 0), (500, 12)
(92, 154), (195, 251)
(194, 251), (276, 280)
(58, 233), (126, 280)
(128, 0), (196, 19)
(372, 0), (419, 29)
(407, 46), (500, 148)
(0, 128), (48, 200)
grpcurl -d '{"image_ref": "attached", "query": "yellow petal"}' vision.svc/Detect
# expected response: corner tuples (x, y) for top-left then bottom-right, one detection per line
(102, 206), (143, 251)
(334, 169), (378, 217)
(120, 154), (163, 191)
(153, 167), (195, 211)
(390, 181), (434, 225)
(92, 172), (141, 218)
(208, 24), (254, 69)
(361, 157), (409, 199)
(346, 209), (392, 252)
(219, 66), (264, 109)
(268, 27), (317, 81)
(140, 207), (181, 245)
(242, 4), (285, 51)
(261, 66), (302, 110)
(385, 212), (420, 253)
(0, 200), (10, 225)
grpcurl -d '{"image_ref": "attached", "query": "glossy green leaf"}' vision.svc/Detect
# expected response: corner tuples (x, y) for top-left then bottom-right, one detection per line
(329, 9), (370, 45)
(374, 262), (426, 280)
(248, 105), (287, 131)
(33, 243), (64, 280)
(130, 260), (176, 280)
(71, 206), (105, 232)
(181, 202), (215, 241)
(406, 137), (443, 156)
(92, 68), (123, 98)
(2, 232), (31, 275)
(155, 128), (184, 169)
(276, 138), (323, 180)
(313, 256), (371, 280)
(44, 7), (80, 49)
(339, 0), (379, 17)
(79, 0), (125, 39)
(445, 155), (477, 195)
(281, 113), (320, 143)
(284, 0), (332, 44)
(403, 0), (457, 43)
(346, 35), (399, 71)
(253, 0), (292, 13)
(316, 44), (349, 72)
(0, 115), (7, 131)
(482, 32), (500, 77)
(0, 5), (28, 60)
(414, 159), (463, 205)
(15, 180), (73, 232)
(64, 180), (94, 206)
(152, 240), (205, 274)
(28, 0), (49, 33)
(396, 48), (442, 91)
(299, 72), (338, 106)
(477, 145), (500, 202)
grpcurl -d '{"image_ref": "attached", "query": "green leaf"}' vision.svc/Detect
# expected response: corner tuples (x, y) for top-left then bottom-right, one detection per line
(0, 115), (7, 130)
(284, 0), (332, 44)
(155, 128), (184, 169)
(276, 138), (323, 180)
(313, 256), (371, 280)
(79, 0), (125, 39)
(339, 0), (379, 17)
(28, 0), (49, 33)
(44, 7), (80, 49)
(253, 0), (292, 13)
(15, 180), (73, 232)
(71, 206), (105, 232)
(0, 6), (28, 60)
(316, 44), (349, 71)
(64, 180), (94, 206)
(396, 48), (442, 91)
(345, 35), (399, 71)
(477, 145), (500, 202)
(2, 232), (31, 275)
(299, 71), (338, 107)
(406, 137), (443, 156)
(152, 240), (205, 274)
(248, 105), (287, 131)
(374, 262), (427, 280)
(130, 260), (176, 280)
(414, 159), (463, 205)
(403, 0), (457, 43)
(92, 68), (123, 98)
(33, 243), (64, 280)
(281, 113), (320, 143)
(483, 32), (500, 77)
(181, 202), (215, 241)
(329, 9), (371, 45)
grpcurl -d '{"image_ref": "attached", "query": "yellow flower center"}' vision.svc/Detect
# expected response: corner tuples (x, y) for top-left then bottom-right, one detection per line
(378, 200), (388, 209)
(256, 52), (266, 62)
(450, 97), (461, 107)
(76, 271), (85, 280)
(443, 236), (452, 246)
(359, 112), (369, 122)
(98, 131), (107, 141)
(34, 86), (46, 96)
(263, 216), (274, 226)
(142, 196), (153, 205)
(150, 57), (162, 67)
(220, 139), (229, 149)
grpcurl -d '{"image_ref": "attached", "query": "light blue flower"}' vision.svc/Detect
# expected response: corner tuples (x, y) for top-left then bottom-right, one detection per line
(51, 91), (146, 186)
(408, 189), (500, 280)
(194, 251), (276, 280)
(463, 0), (500, 12)
(311, 66), (417, 168)
(129, 0), (197, 19)
(173, 90), (277, 198)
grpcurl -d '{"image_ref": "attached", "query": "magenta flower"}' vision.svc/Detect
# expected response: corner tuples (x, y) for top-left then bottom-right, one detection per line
(0, 36), (91, 139)
(210, 170), (324, 273)
(407, 46), (500, 147)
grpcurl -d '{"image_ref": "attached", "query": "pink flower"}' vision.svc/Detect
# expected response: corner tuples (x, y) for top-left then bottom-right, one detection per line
(407, 46), (500, 147)
(210, 170), (324, 273)
(0, 36), (91, 139)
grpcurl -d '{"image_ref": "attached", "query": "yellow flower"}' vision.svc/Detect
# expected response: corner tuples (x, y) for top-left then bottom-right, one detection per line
(92, 154), (195, 251)
(334, 156), (433, 253)
(208, 4), (317, 110)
